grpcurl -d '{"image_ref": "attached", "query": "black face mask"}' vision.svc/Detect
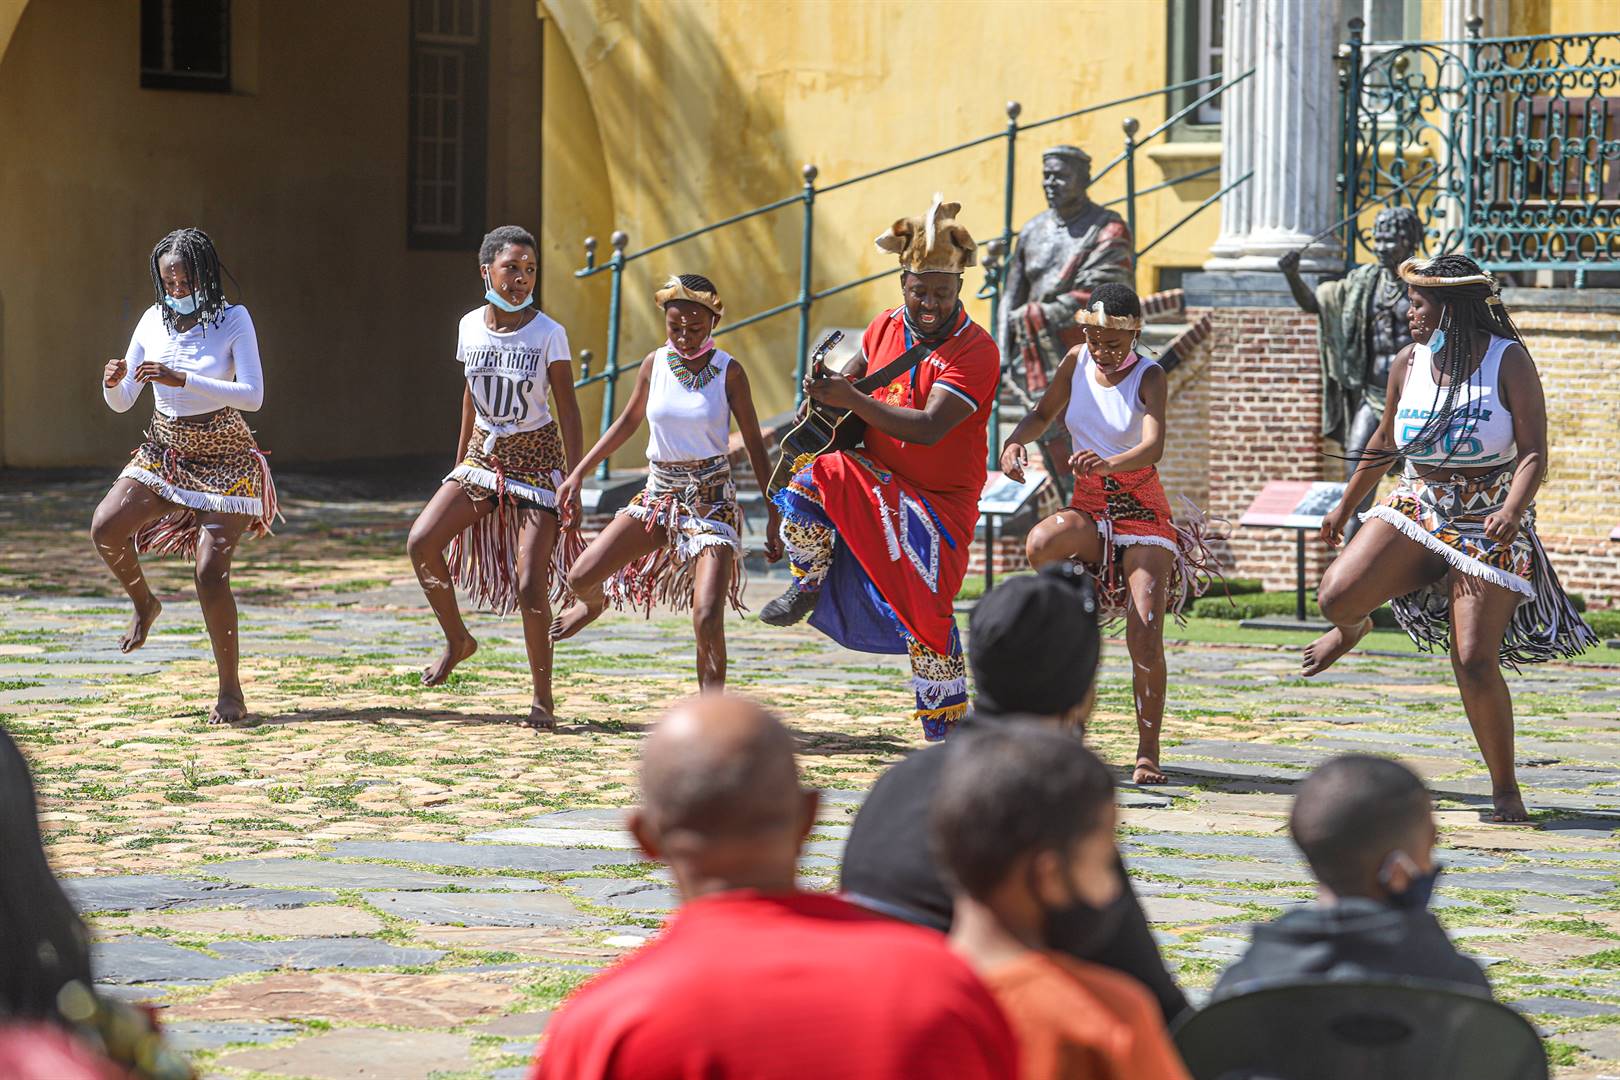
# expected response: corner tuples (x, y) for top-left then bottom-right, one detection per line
(1044, 888), (1128, 958)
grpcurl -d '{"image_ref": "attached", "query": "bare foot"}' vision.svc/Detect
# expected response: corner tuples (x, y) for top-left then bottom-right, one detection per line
(208, 694), (250, 726)
(422, 634), (477, 686)
(1491, 788), (1529, 823)
(523, 703), (557, 732)
(551, 598), (605, 642)
(1302, 616), (1373, 677)
(1133, 757), (1168, 785)
(120, 597), (162, 653)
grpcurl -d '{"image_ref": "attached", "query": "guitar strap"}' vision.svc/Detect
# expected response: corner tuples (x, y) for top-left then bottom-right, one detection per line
(847, 339), (938, 395)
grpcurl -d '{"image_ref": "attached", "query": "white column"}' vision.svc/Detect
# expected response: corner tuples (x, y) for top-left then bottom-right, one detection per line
(1206, 0), (1255, 266)
(1205, 0), (1346, 272)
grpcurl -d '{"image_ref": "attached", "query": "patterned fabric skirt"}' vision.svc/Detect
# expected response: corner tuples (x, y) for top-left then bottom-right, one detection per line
(120, 408), (279, 557)
(1363, 466), (1596, 667)
(611, 455), (744, 615)
(1069, 465), (1220, 624)
(443, 421), (576, 615)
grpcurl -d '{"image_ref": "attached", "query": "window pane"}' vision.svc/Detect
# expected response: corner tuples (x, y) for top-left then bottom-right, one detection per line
(169, 0), (229, 76)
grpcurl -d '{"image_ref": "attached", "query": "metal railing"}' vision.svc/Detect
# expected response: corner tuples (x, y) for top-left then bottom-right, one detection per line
(1339, 16), (1620, 283)
(572, 70), (1255, 478)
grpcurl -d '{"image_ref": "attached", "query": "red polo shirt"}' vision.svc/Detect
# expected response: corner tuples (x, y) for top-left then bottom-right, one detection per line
(531, 890), (1017, 1080)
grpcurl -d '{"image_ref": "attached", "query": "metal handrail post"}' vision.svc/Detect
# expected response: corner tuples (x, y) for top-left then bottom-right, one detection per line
(597, 230), (628, 481)
(1342, 18), (1365, 271)
(1463, 15), (1482, 266)
(992, 101), (1021, 470)
(795, 164), (818, 405)
(1121, 117), (1140, 265)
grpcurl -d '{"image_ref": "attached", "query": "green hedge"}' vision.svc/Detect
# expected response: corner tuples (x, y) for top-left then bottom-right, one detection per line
(1587, 609), (1620, 639)
(1190, 589), (1399, 629)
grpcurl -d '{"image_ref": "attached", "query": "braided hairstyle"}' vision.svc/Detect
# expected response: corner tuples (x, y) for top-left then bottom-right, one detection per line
(672, 272), (718, 296)
(150, 228), (229, 333)
(1366, 253), (1522, 469)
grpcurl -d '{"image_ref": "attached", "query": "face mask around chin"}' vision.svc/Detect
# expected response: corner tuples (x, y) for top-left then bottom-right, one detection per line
(484, 280), (534, 314)
(163, 293), (199, 316)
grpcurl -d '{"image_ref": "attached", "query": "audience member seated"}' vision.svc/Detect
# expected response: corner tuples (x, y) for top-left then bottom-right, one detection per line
(936, 724), (1192, 1080)
(530, 694), (1017, 1079)
(839, 564), (1190, 1022)
(1212, 754), (1491, 1001)
(0, 728), (194, 1080)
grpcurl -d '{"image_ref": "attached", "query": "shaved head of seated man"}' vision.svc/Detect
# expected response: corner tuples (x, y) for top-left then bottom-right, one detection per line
(530, 694), (1017, 1080)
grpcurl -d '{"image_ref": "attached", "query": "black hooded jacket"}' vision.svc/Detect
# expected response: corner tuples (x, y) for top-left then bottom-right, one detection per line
(1210, 897), (1493, 1002)
(838, 722), (1190, 1024)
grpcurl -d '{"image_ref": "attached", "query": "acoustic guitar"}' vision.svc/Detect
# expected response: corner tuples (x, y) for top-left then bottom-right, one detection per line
(765, 329), (935, 496)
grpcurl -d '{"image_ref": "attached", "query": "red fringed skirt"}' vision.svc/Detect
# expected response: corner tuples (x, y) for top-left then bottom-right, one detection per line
(1069, 465), (1221, 623)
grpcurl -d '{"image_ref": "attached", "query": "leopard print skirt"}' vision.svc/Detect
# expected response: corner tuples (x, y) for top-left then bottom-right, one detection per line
(119, 408), (279, 557)
(442, 422), (575, 616)
(610, 454), (744, 615)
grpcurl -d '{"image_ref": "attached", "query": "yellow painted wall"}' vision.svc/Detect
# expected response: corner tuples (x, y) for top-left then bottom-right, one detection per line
(0, 0), (542, 467)
(535, 0), (1220, 450)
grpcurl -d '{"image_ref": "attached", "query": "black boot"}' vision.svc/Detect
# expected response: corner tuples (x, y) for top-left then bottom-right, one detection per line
(760, 583), (821, 627)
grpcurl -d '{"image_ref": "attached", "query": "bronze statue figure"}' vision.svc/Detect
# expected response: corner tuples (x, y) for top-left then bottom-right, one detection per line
(1279, 206), (1422, 536)
(998, 145), (1135, 394)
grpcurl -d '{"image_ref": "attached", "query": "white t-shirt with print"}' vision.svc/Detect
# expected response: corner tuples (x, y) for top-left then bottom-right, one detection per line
(456, 307), (572, 435)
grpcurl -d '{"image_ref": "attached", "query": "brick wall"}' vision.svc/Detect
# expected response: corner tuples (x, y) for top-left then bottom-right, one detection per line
(1158, 327), (1214, 514)
(1513, 305), (1620, 607)
(1204, 306), (1335, 588)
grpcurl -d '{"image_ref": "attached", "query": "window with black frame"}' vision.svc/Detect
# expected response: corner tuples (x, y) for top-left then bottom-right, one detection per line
(140, 0), (231, 93)
(1166, 0), (1223, 140)
(408, 0), (489, 250)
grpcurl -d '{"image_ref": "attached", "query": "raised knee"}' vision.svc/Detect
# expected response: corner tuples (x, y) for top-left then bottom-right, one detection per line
(1316, 577), (1357, 625)
(1452, 649), (1499, 683)
(405, 527), (434, 563)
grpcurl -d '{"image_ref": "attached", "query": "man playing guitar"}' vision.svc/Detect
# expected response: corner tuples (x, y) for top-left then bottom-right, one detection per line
(763, 195), (1000, 741)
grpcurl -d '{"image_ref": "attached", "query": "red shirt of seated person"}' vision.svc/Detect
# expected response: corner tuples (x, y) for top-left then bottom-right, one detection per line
(529, 695), (1016, 1080)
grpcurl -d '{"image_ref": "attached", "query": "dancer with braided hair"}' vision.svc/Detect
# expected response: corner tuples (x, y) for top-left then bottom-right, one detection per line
(1000, 282), (1219, 784)
(1303, 253), (1596, 822)
(95, 228), (276, 726)
(405, 226), (583, 730)
(551, 274), (783, 690)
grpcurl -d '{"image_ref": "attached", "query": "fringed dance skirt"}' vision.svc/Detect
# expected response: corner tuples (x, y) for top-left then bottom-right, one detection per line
(1363, 465), (1596, 667)
(611, 454), (744, 615)
(1070, 465), (1221, 623)
(121, 408), (279, 557)
(444, 421), (576, 615)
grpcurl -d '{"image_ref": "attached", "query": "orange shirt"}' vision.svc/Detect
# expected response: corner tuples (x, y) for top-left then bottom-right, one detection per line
(982, 951), (1192, 1080)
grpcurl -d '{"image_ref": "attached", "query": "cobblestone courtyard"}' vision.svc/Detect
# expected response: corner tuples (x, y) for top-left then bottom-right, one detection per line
(3, 471), (1619, 1079)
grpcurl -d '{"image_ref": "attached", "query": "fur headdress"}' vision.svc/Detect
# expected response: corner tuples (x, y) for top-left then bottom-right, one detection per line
(874, 193), (977, 275)
(1397, 256), (1501, 303)
(654, 275), (724, 320)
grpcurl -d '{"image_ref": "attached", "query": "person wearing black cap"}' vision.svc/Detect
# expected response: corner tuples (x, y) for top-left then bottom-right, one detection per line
(838, 563), (1189, 1023)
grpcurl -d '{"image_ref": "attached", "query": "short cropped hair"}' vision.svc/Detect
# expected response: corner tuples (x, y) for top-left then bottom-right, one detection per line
(931, 723), (1116, 901)
(1289, 755), (1431, 895)
(479, 225), (538, 265)
(1087, 282), (1142, 321)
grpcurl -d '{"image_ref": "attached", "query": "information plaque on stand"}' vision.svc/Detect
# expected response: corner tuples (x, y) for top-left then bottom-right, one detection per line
(1237, 481), (1347, 628)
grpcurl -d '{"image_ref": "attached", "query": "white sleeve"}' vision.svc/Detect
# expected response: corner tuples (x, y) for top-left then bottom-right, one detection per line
(547, 324), (573, 365)
(183, 308), (265, 412)
(103, 311), (149, 413)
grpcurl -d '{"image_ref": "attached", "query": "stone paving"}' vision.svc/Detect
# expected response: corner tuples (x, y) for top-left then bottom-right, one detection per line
(3, 471), (1620, 1078)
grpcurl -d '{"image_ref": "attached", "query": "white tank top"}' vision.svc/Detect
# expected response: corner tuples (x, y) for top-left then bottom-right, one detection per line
(1394, 334), (1517, 469)
(1064, 349), (1155, 458)
(645, 346), (733, 464)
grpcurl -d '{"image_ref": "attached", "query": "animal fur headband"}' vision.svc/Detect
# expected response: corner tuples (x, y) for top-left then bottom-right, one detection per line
(874, 193), (977, 275)
(655, 276), (724, 320)
(1398, 256), (1499, 297)
(1078, 301), (1142, 331)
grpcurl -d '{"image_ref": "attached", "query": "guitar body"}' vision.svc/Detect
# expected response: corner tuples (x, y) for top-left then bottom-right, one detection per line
(766, 404), (865, 496)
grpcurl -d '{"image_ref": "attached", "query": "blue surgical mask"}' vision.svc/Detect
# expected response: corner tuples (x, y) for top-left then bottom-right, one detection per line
(163, 293), (199, 316)
(484, 276), (534, 313)
(1380, 853), (1443, 911)
(1425, 327), (1446, 355)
